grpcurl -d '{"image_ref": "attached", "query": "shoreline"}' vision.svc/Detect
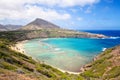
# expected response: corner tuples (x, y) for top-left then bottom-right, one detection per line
(10, 40), (81, 75)
(10, 40), (28, 54)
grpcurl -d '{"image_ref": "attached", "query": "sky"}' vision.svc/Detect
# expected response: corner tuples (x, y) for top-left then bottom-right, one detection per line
(0, 0), (120, 30)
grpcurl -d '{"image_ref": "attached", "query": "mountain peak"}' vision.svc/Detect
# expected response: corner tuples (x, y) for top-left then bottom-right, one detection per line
(0, 24), (8, 31)
(35, 18), (43, 21)
(0, 24), (22, 31)
(21, 18), (60, 30)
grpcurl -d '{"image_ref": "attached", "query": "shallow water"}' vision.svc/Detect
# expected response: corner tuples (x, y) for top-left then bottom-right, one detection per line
(23, 37), (120, 72)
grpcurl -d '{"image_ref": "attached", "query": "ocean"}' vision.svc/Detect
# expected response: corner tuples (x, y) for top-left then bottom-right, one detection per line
(23, 30), (120, 72)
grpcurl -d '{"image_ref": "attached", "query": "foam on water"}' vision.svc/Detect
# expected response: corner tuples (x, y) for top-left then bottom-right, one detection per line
(54, 48), (61, 51)
(102, 48), (107, 51)
(23, 38), (94, 72)
(109, 36), (120, 39)
(23, 33), (120, 72)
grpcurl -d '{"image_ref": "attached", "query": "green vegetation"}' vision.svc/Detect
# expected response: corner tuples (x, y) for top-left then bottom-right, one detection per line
(0, 31), (119, 80)
(0, 29), (104, 42)
(81, 47), (120, 80)
(104, 66), (120, 79)
(0, 61), (17, 70)
(0, 38), (85, 80)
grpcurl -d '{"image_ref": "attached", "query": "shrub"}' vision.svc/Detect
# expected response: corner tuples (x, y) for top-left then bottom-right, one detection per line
(0, 62), (17, 70)
(105, 66), (120, 79)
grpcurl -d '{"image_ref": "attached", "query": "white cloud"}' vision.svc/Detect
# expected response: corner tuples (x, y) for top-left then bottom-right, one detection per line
(59, 0), (100, 7)
(70, 9), (77, 13)
(0, 0), (100, 23)
(25, 5), (71, 20)
(0, 0), (100, 9)
(36, 0), (100, 7)
(85, 7), (92, 13)
(0, 1), (71, 21)
(77, 17), (83, 21)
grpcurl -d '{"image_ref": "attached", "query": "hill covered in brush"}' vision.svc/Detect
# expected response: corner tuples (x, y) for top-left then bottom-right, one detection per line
(0, 39), (84, 80)
(0, 31), (120, 80)
(20, 18), (60, 30)
(0, 18), (107, 39)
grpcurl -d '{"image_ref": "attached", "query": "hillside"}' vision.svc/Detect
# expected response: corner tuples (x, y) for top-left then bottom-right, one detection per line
(19, 18), (108, 39)
(20, 18), (60, 30)
(0, 39), (84, 80)
(5, 24), (22, 31)
(81, 45), (120, 80)
(0, 29), (108, 43)
(0, 31), (120, 80)
(0, 24), (8, 31)
(0, 18), (108, 39)
(0, 24), (22, 31)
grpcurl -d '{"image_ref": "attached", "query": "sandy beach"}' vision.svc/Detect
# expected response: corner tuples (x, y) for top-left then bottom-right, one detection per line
(10, 40), (80, 74)
(54, 67), (80, 74)
(10, 40), (28, 54)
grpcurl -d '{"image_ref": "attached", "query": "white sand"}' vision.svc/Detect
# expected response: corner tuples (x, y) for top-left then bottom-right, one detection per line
(10, 40), (81, 75)
(55, 68), (80, 74)
(10, 40), (28, 54)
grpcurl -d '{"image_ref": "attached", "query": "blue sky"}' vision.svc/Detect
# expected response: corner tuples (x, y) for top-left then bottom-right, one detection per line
(0, 0), (120, 30)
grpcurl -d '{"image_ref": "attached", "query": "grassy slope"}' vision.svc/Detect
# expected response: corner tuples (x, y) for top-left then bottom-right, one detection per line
(81, 46), (120, 80)
(0, 31), (120, 80)
(0, 29), (106, 42)
(0, 39), (84, 80)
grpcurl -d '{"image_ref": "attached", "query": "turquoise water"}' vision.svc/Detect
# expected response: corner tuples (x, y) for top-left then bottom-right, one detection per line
(23, 37), (120, 72)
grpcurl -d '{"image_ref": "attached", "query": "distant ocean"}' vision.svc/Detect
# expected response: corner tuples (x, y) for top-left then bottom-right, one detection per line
(23, 30), (120, 72)
(83, 30), (120, 37)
